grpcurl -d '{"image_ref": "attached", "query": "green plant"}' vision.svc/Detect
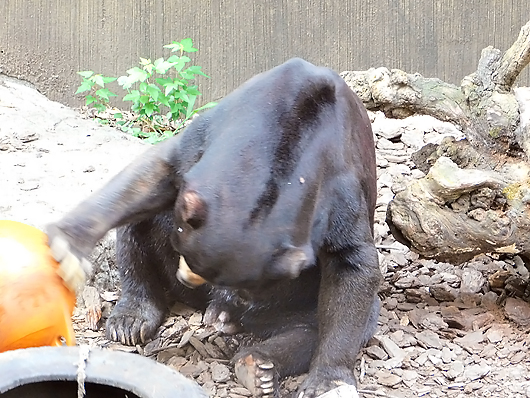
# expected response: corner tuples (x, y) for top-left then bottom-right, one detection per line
(75, 72), (117, 113)
(76, 38), (216, 144)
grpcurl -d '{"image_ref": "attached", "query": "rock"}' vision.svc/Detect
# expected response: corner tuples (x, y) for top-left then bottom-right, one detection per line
(377, 371), (402, 387)
(480, 291), (499, 309)
(180, 363), (204, 377)
(454, 330), (484, 352)
(316, 385), (360, 398)
(430, 284), (457, 302)
(445, 360), (464, 380)
(416, 330), (443, 349)
(426, 348), (442, 365)
(419, 313), (448, 331)
(400, 129), (425, 150)
(230, 387), (251, 396)
(389, 329), (417, 348)
(380, 335), (407, 359)
(441, 347), (456, 363)
(464, 381), (483, 393)
(376, 187), (395, 207)
(504, 297), (530, 327)
(372, 115), (403, 139)
(488, 270), (511, 289)
(460, 268), (486, 294)
(463, 364), (491, 381)
(366, 345), (389, 360)
(377, 137), (402, 150)
(384, 297), (398, 310)
(401, 369), (419, 387)
(441, 306), (469, 330)
(211, 362), (231, 382)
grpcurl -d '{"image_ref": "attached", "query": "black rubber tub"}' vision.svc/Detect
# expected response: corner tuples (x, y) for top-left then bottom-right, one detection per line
(0, 346), (207, 398)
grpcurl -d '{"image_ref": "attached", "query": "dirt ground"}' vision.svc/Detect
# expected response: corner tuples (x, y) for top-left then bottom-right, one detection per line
(1, 74), (530, 398)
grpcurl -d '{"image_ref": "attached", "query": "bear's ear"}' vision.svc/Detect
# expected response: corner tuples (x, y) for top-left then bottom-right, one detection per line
(179, 190), (208, 229)
(272, 244), (315, 279)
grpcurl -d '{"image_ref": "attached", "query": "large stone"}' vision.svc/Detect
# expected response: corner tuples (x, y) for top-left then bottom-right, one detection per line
(505, 297), (530, 327)
(454, 330), (484, 352)
(380, 335), (407, 360)
(416, 330), (444, 349)
(460, 268), (486, 294)
(463, 364), (491, 381)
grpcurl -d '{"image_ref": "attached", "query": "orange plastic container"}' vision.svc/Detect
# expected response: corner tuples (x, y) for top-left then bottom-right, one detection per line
(0, 220), (76, 353)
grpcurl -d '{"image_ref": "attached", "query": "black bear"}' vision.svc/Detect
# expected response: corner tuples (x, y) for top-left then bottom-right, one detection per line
(47, 58), (381, 398)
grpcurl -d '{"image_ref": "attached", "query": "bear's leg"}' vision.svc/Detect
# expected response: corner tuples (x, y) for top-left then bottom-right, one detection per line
(106, 214), (208, 345)
(234, 325), (318, 398)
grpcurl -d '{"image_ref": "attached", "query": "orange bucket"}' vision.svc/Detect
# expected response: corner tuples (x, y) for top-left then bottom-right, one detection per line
(0, 220), (76, 352)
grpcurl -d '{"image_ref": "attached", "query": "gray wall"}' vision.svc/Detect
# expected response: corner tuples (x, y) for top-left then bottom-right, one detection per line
(1, 0), (529, 108)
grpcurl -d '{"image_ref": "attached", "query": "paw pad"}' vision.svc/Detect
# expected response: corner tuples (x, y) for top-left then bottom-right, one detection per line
(235, 354), (278, 398)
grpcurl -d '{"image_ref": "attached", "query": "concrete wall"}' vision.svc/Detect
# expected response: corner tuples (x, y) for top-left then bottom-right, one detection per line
(1, 0), (528, 107)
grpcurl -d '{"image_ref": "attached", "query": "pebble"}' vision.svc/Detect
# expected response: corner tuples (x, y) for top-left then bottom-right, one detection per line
(463, 364), (491, 381)
(460, 268), (486, 294)
(366, 345), (389, 360)
(454, 331), (484, 352)
(211, 362), (231, 382)
(380, 335), (407, 359)
(416, 330), (444, 349)
(445, 360), (464, 380)
(377, 371), (402, 387)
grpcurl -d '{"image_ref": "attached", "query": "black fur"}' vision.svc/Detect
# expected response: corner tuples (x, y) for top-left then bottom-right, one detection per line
(48, 58), (381, 397)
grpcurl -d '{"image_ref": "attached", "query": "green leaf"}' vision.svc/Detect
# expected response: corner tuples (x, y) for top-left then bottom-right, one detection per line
(143, 102), (156, 117)
(167, 56), (190, 72)
(183, 86), (201, 96)
(139, 57), (152, 68)
(164, 41), (183, 53)
(95, 88), (117, 101)
(94, 103), (106, 113)
(92, 74), (105, 87)
(194, 101), (217, 112)
(146, 84), (161, 101)
(139, 82), (149, 93)
(75, 80), (93, 94)
(77, 71), (94, 78)
(102, 76), (117, 84)
(113, 112), (123, 119)
(184, 65), (209, 78)
(119, 67), (150, 89)
(85, 95), (97, 106)
(163, 80), (185, 96)
(185, 95), (197, 118)
(158, 93), (170, 107)
(180, 38), (198, 53)
(139, 95), (150, 105)
(123, 90), (141, 102)
(155, 77), (173, 86)
(169, 102), (185, 115)
(179, 70), (197, 80)
(153, 58), (174, 74)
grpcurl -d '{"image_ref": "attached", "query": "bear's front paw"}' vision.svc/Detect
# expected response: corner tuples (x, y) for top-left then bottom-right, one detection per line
(106, 299), (165, 346)
(295, 366), (356, 398)
(46, 224), (92, 292)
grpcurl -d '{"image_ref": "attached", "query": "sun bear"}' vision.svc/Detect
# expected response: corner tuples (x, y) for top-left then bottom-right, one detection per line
(47, 58), (381, 398)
